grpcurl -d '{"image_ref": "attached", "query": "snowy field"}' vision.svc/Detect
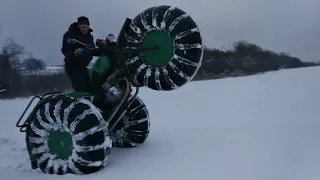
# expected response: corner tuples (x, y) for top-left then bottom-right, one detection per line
(20, 66), (64, 76)
(0, 66), (319, 180)
(21, 63), (96, 76)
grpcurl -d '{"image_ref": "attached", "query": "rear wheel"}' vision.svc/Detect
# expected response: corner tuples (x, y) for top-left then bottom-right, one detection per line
(125, 5), (203, 91)
(110, 96), (150, 147)
(26, 95), (112, 175)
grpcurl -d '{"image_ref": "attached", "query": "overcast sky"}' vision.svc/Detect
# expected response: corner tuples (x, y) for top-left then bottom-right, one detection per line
(0, 0), (319, 65)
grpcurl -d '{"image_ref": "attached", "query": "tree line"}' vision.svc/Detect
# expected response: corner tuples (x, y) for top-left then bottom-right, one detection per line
(0, 38), (319, 98)
(0, 38), (70, 98)
(193, 41), (319, 80)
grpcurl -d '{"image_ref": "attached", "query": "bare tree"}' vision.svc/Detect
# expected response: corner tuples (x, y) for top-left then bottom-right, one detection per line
(22, 57), (46, 70)
(1, 38), (25, 58)
(0, 55), (14, 93)
(0, 38), (25, 96)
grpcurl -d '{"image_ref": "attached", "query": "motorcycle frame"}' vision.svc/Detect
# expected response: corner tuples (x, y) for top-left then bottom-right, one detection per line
(15, 18), (145, 133)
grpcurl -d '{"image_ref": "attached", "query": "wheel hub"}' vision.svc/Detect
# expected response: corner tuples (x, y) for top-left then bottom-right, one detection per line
(142, 31), (174, 67)
(47, 130), (73, 160)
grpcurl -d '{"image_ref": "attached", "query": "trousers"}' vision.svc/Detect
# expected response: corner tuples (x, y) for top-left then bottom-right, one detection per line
(64, 64), (92, 93)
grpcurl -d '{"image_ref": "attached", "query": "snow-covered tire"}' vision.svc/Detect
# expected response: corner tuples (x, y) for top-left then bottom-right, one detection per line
(110, 96), (150, 147)
(26, 95), (112, 175)
(125, 5), (203, 91)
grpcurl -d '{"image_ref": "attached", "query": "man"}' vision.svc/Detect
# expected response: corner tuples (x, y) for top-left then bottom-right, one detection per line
(61, 16), (98, 92)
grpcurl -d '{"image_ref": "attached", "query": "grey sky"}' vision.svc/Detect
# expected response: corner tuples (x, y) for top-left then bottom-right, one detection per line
(1, 0), (319, 65)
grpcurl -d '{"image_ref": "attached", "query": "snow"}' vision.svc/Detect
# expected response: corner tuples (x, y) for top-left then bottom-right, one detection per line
(46, 66), (64, 70)
(0, 66), (319, 179)
(21, 66), (64, 76)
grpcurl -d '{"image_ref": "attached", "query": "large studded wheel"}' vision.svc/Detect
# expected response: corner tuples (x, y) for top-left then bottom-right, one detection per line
(110, 96), (150, 147)
(125, 5), (203, 91)
(26, 95), (112, 175)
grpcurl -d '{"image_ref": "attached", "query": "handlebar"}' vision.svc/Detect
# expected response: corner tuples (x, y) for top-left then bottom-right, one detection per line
(70, 38), (159, 56)
(83, 39), (159, 56)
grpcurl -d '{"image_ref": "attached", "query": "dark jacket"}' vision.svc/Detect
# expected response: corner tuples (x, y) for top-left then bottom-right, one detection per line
(61, 22), (95, 67)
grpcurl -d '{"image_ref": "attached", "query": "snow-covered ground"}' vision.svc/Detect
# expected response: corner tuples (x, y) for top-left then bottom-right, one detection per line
(21, 62), (97, 76)
(21, 66), (64, 76)
(0, 66), (319, 180)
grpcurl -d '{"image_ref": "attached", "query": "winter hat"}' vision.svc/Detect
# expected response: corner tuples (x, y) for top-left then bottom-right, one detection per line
(77, 16), (90, 25)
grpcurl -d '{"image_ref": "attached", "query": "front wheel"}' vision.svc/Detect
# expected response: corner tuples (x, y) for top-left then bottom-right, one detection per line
(125, 5), (203, 91)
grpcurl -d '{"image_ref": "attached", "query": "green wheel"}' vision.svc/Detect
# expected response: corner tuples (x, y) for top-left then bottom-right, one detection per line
(26, 94), (112, 175)
(125, 5), (203, 91)
(110, 96), (150, 147)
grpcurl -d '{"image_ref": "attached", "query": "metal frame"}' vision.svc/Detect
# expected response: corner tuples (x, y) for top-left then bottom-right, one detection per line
(16, 92), (61, 132)
(16, 17), (153, 137)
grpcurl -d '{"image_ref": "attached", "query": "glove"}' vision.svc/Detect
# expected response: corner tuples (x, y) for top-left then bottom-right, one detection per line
(106, 34), (116, 43)
(74, 48), (85, 56)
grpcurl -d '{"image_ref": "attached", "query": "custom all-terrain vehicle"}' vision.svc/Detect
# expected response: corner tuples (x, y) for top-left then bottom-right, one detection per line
(16, 5), (203, 175)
